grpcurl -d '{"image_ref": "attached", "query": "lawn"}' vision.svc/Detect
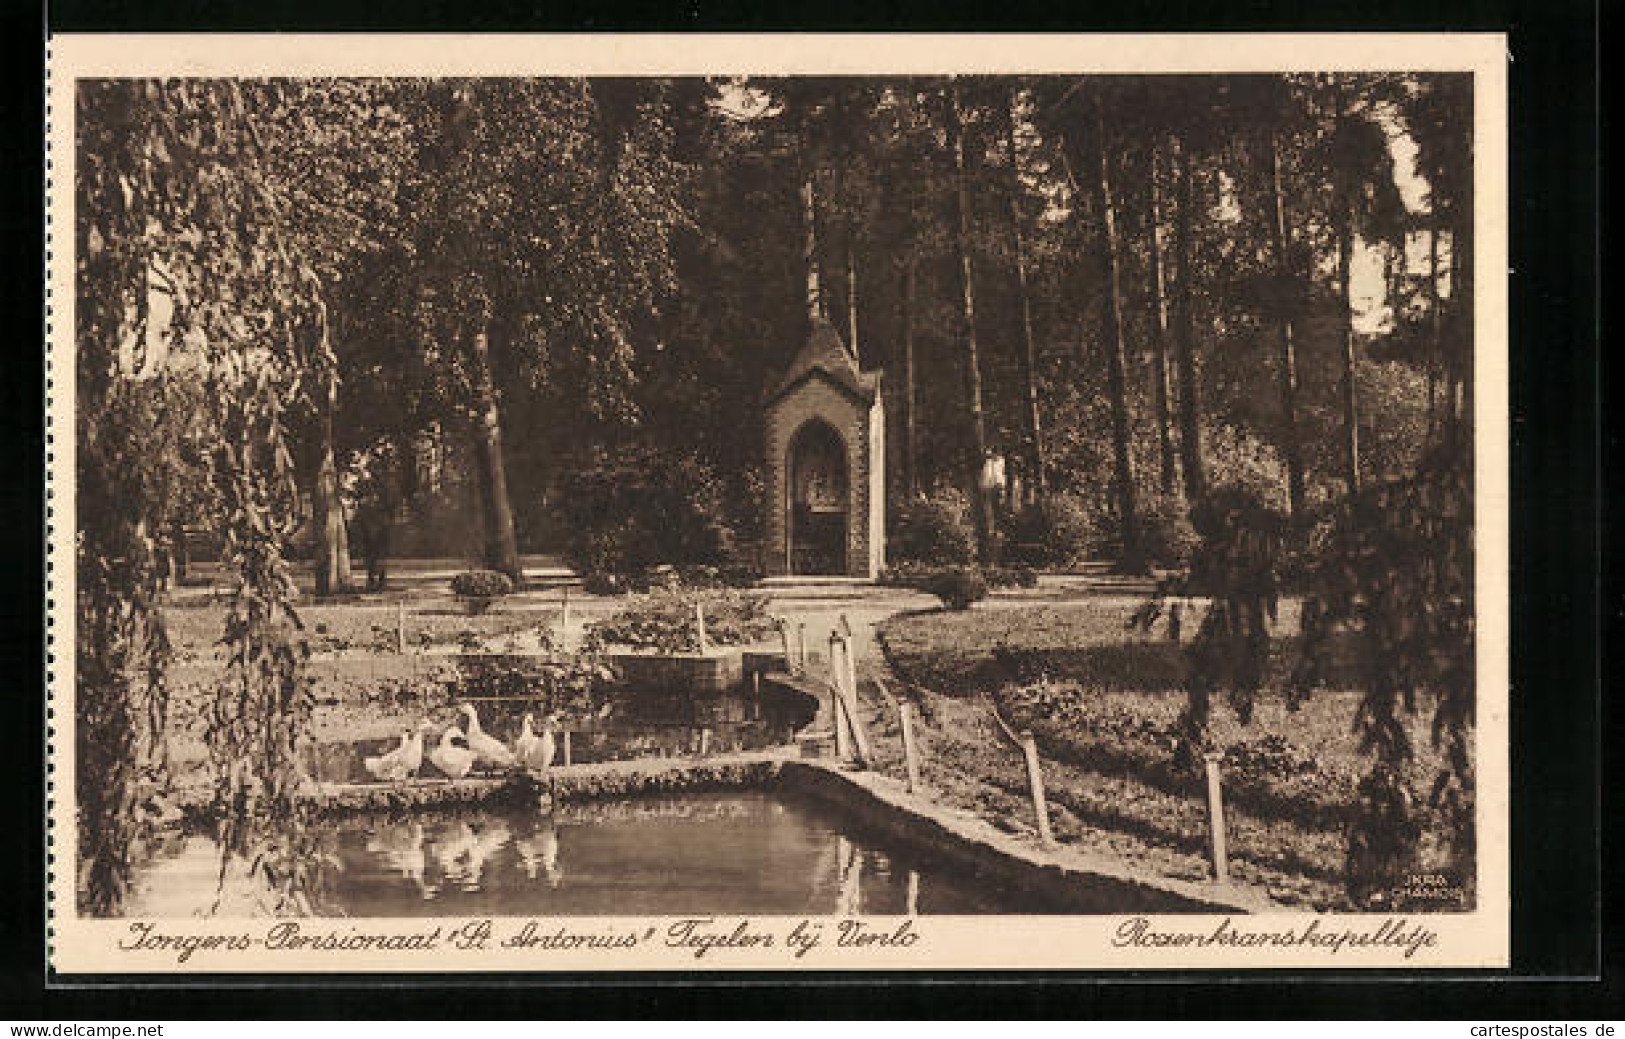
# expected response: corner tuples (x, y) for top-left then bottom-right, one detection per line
(871, 602), (1470, 910)
(162, 600), (559, 661)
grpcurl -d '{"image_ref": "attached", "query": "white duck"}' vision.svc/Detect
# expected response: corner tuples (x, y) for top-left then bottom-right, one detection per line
(428, 725), (476, 780)
(459, 703), (516, 769)
(363, 728), (417, 783)
(514, 712), (558, 771)
(399, 719), (434, 776)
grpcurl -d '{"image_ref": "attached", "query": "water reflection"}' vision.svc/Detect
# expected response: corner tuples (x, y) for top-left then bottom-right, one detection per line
(124, 792), (1047, 917)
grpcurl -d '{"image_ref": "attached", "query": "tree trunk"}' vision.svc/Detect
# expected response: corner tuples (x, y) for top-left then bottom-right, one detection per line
(468, 317), (522, 584)
(949, 82), (998, 564)
(1146, 142), (1178, 498)
(1004, 91), (1047, 501)
(1170, 136), (1207, 503)
(1453, 168), (1474, 431)
(1091, 93), (1144, 574)
(845, 233), (860, 359)
(1266, 128), (1308, 520)
(1427, 221), (1441, 433)
(1334, 98), (1362, 497)
(900, 256), (919, 497)
(802, 171), (823, 322)
(312, 302), (351, 597)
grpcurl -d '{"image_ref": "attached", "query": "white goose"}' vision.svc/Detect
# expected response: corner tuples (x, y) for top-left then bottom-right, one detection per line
(514, 713), (558, 771)
(459, 703), (516, 769)
(363, 728), (417, 783)
(428, 725), (476, 780)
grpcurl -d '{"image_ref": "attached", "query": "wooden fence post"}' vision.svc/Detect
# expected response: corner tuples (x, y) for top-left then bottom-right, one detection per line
(1019, 732), (1054, 845)
(561, 585), (571, 630)
(1204, 751), (1230, 884)
(828, 634), (851, 761)
(562, 729), (573, 767)
(395, 601), (407, 656)
(694, 601), (709, 654)
(796, 623), (808, 672)
(840, 632), (859, 712)
(834, 633), (873, 766)
(900, 702), (922, 794)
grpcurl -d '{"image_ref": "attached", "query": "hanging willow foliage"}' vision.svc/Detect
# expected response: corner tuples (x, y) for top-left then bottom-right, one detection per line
(1129, 424), (1472, 907)
(75, 78), (329, 913)
(1293, 421), (1474, 907)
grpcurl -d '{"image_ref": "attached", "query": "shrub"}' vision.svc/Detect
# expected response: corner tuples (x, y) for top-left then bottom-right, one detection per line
(1137, 493), (1200, 568)
(891, 488), (977, 566)
(1005, 493), (1093, 568)
(877, 561), (935, 589)
(719, 563), (763, 588)
(581, 571), (626, 596)
(984, 565), (1040, 590)
(925, 568), (988, 611)
(557, 445), (736, 578)
(450, 570), (514, 599)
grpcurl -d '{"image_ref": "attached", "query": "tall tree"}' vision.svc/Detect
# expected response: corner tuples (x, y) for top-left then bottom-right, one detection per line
(1332, 88), (1362, 496)
(1170, 132), (1207, 503)
(1145, 141), (1178, 497)
(310, 301), (352, 594)
(1002, 86), (1047, 500)
(1088, 90), (1146, 572)
(1265, 123), (1309, 519)
(948, 80), (999, 563)
(899, 255), (920, 496)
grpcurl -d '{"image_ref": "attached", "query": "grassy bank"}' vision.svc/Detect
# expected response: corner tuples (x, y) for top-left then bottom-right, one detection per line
(871, 604), (1468, 911)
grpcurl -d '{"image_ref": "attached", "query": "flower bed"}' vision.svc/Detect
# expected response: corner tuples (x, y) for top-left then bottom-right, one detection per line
(591, 589), (779, 654)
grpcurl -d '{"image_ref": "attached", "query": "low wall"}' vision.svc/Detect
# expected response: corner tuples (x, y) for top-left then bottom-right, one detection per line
(778, 762), (1272, 915)
(611, 651), (744, 695)
(296, 753), (787, 818)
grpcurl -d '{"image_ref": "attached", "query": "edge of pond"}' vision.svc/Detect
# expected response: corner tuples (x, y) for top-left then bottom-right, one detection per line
(291, 751), (1271, 915)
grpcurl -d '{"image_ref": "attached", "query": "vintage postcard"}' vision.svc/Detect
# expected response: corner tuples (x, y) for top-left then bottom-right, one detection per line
(46, 32), (1508, 973)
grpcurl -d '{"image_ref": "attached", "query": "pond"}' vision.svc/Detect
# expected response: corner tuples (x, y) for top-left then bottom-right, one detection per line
(123, 791), (1054, 916)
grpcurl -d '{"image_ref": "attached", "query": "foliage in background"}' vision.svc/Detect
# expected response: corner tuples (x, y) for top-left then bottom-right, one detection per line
(556, 443), (736, 579)
(1004, 492), (1094, 568)
(1134, 493), (1202, 569)
(890, 487), (978, 566)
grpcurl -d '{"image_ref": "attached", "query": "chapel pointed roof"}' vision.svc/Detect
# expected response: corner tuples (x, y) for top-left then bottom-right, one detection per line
(766, 314), (879, 406)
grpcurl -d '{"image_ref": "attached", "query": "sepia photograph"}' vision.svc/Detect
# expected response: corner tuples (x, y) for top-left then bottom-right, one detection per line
(46, 34), (1508, 972)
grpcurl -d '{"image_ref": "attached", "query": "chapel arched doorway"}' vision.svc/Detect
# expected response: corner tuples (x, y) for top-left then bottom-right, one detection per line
(787, 420), (849, 575)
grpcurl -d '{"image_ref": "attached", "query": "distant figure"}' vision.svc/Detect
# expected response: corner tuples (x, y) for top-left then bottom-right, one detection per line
(459, 703), (517, 769)
(429, 726), (475, 780)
